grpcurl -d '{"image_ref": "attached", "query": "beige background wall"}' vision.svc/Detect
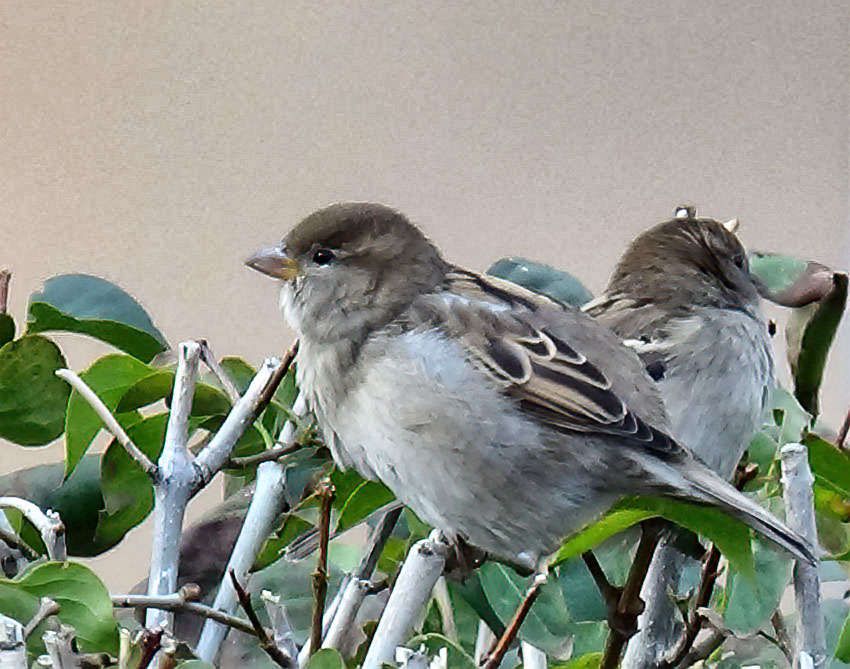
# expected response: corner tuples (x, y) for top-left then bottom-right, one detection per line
(2, 1), (848, 590)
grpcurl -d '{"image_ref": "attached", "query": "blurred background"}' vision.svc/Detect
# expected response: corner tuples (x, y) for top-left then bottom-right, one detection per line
(2, 0), (848, 590)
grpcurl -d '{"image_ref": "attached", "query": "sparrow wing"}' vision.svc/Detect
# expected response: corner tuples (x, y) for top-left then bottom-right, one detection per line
(424, 269), (682, 459)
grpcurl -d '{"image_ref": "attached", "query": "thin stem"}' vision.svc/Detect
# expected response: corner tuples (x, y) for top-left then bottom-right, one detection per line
(55, 369), (157, 477)
(600, 520), (662, 669)
(0, 269), (10, 313)
(230, 570), (293, 668)
(483, 573), (547, 669)
(837, 406), (850, 450)
(582, 551), (621, 604)
(228, 442), (302, 468)
(198, 340), (241, 404)
(24, 597), (60, 637)
(310, 479), (335, 656)
(112, 589), (258, 637)
(0, 497), (66, 561)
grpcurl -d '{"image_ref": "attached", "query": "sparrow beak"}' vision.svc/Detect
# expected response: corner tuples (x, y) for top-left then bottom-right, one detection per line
(245, 244), (301, 281)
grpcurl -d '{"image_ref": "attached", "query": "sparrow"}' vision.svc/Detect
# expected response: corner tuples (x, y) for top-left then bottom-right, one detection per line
(584, 207), (774, 479)
(583, 208), (776, 667)
(246, 202), (812, 572)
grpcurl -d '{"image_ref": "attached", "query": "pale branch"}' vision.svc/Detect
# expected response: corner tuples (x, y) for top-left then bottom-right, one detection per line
(42, 625), (78, 669)
(781, 443), (826, 668)
(0, 613), (26, 669)
(321, 505), (403, 653)
(0, 497), (66, 561)
(520, 642), (547, 669)
(0, 269), (10, 314)
(198, 339), (241, 404)
(55, 369), (157, 477)
(262, 591), (299, 665)
(362, 531), (449, 669)
(192, 356), (284, 492)
(474, 621), (496, 666)
(483, 573), (547, 669)
(229, 571), (292, 668)
(24, 598), (60, 638)
(310, 479), (336, 656)
(433, 577), (457, 642)
(196, 460), (290, 662)
(146, 341), (201, 632)
(112, 588), (259, 637)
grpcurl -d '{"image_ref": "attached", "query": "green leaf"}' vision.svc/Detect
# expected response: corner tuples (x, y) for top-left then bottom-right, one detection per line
(0, 313), (15, 347)
(487, 257), (594, 307)
(450, 571), (505, 638)
(787, 272), (847, 416)
(335, 480), (396, 534)
(0, 455), (113, 556)
(175, 662), (217, 669)
(552, 653), (603, 669)
(806, 434), (850, 497)
(405, 633), (477, 668)
(95, 414), (167, 546)
(305, 648), (345, 668)
(64, 354), (154, 476)
(0, 335), (70, 446)
(0, 561), (117, 655)
(27, 274), (167, 362)
(835, 609), (850, 662)
(771, 386), (811, 446)
(719, 542), (792, 635)
(479, 562), (573, 658)
(552, 497), (754, 578)
(749, 253), (811, 299)
(117, 370), (232, 417)
(254, 514), (313, 570)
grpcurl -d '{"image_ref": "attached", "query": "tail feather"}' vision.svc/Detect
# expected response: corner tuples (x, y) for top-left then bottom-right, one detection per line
(680, 464), (817, 565)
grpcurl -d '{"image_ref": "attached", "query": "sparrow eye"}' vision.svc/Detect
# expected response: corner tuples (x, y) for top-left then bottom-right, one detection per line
(312, 249), (335, 266)
(731, 252), (747, 270)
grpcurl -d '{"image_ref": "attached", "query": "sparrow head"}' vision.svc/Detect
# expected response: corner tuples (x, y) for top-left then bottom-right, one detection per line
(606, 214), (761, 312)
(247, 202), (449, 343)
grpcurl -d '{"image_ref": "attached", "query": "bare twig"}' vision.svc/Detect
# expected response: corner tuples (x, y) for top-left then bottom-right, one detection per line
(0, 613), (26, 669)
(322, 505), (403, 652)
(0, 269), (10, 314)
(228, 442), (302, 468)
(0, 524), (39, 562)
(0, 497), (66, 561)
(771, 611), (794, 664)
(258, 342), (299, 409)
(55, 369), (157, 477)
(146, 341), (201, 631)
(24, 598), (60, 638)
(600, 520), (662, 669)
(112, 586), (259, 636)
(582, 551), (621, 606)
(196, 460), (290, 661)
(781, 443), (826, 668)
(363, 531), (449, 669)
(192, 356), (285, 492)
(135, 628), (165, 669)
(837, 406), (850, 450)
(310, 479), (335, 656)
(483, 573), (547, 669)
(230, 570), (292, 667)
(676, 626), (725, 666)
(198, 340), (242, 404)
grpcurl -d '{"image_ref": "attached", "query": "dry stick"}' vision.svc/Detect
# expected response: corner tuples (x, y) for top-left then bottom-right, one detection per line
(228, 442), (302, 469)
(482, 573), (547, 669)
(362, 531), (449, 669)
(112, 589), (258, 637)
(195, 460), (291, 661)
(0, 269), (10, 314)
(229, 570), (293, 668)
(192, 355), (288, 493)
(55, 369), (157, 477)
(322, 505), (403, 652)
(146, 341), (201, 631)
(600, 520), (663, 669)
(24, 597), (60, 638)
(781, 443), (826, 669)
(676, 626), (725, 667)
(837, 406), (850, 450)
(771, 611), (794, 664)
(0, 613), (26, 669)
(310, 479), (336, 656)
(0, 497), (66, 561)
(198, 340), (241, 404)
